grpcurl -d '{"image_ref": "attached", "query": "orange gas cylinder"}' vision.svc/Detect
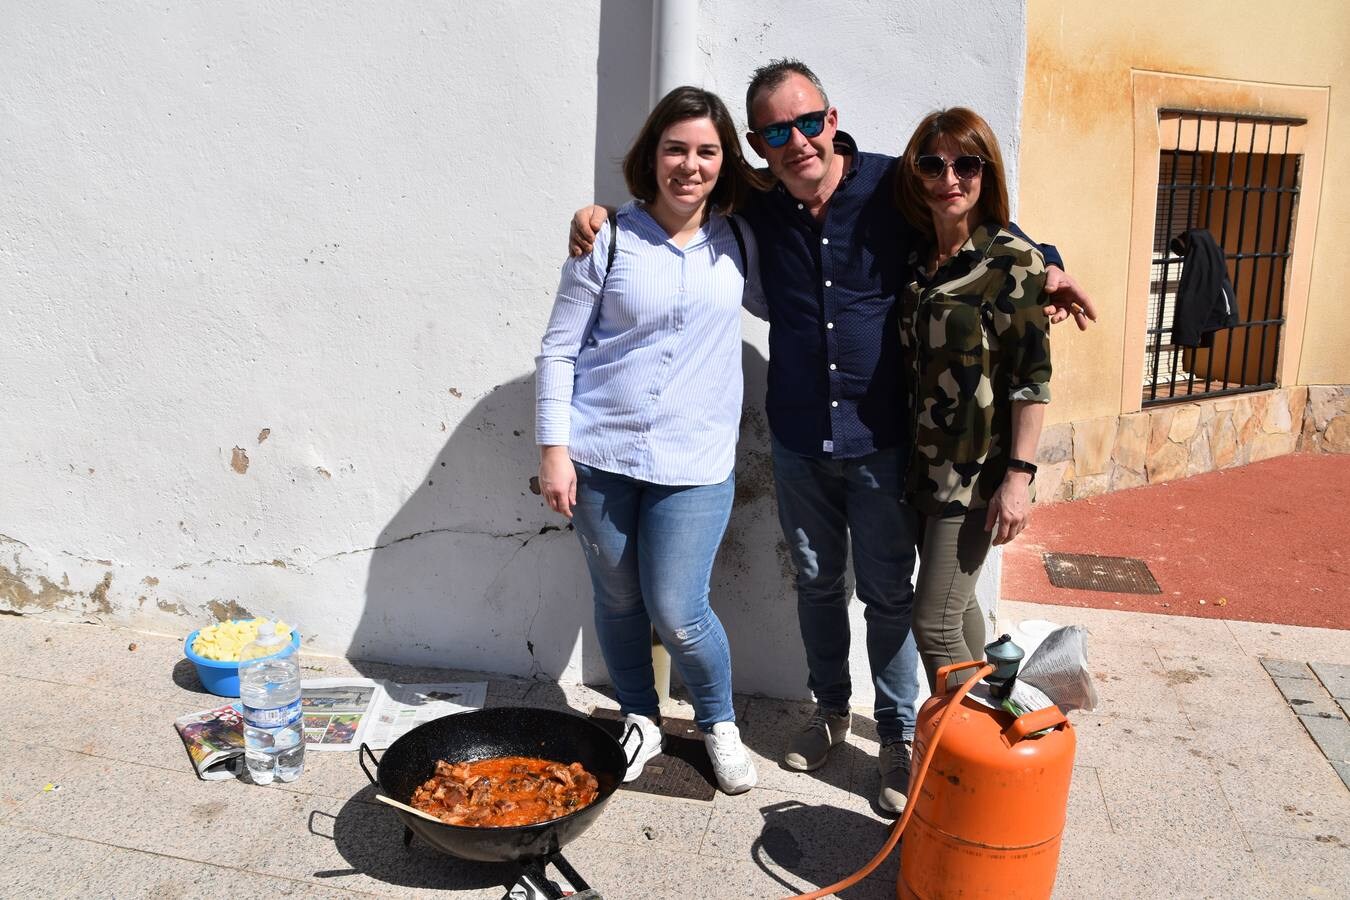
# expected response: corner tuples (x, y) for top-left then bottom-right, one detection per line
(899, 659), (1076, 899)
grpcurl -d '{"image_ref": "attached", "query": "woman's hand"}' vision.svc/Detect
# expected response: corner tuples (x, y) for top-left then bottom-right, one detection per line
(985, 471), (1034, 545)
(538, 446), (577, 519)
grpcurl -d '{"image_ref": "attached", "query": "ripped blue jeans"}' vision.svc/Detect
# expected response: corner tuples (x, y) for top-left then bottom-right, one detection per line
(571, 462), (735, 732)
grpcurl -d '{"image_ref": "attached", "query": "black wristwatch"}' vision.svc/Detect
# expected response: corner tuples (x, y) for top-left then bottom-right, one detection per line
(1006, 458), (1038, 481)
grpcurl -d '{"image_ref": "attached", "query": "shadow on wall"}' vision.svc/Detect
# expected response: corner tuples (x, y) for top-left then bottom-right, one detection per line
(593, 0), (654, 206)
(348, 342), (799, 699)
(351, 374), (600, 684)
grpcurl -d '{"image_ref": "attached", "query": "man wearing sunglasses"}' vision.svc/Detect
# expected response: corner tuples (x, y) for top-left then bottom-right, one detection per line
(568, 59), (1096, 815)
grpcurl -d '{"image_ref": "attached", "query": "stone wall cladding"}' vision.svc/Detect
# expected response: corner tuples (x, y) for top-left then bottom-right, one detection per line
(1037, 384), (1349, 503)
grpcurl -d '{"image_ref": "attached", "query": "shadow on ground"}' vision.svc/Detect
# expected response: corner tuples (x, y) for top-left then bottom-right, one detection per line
(753, 799), (897, 898)
(317, 783), (518, 893)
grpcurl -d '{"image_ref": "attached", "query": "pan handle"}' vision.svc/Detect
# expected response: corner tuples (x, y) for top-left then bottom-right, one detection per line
(358, 742), (381, 785)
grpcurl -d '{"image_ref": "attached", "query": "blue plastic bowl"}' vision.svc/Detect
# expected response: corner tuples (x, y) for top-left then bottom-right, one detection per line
(184, 626), (302, 698)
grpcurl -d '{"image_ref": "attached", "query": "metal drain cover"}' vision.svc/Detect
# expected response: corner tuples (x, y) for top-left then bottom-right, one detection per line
(1042, 552), (1162, 594)
(591, 709), (716, 802)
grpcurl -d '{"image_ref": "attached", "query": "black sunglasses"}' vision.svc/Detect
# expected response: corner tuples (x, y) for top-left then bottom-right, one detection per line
(915, 154), (985, 180)
(754, 110), (828, 148)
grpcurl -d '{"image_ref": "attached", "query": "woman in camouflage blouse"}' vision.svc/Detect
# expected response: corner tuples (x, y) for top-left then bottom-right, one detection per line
(893, 108), (1052, 691)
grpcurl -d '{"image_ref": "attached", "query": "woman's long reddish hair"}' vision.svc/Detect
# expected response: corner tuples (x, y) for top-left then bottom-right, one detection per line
(895, 107), (1010, 238)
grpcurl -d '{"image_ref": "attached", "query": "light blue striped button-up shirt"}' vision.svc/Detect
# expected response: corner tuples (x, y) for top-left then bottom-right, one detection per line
(536, 201), (765, 486)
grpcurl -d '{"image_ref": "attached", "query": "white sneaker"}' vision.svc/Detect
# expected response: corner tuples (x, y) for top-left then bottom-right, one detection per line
(620, 713), (664, 782)
(704, 721), (758, 795)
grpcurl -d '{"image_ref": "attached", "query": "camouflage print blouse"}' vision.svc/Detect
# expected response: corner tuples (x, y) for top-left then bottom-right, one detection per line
(898, 223), (1051, 519)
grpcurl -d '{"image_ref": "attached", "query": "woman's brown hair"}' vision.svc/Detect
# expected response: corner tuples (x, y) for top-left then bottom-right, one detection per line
(623, 86), (763, 215)
(895, 107), (1010, 238)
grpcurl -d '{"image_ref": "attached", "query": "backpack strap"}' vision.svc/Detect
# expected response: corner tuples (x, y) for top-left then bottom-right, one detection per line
(726, 215), (747, 269)
(602, 208), (619, 288)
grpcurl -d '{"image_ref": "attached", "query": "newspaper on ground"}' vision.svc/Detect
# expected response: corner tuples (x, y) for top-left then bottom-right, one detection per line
(174, 678), (487, 778)
(301, 678), (488, 751)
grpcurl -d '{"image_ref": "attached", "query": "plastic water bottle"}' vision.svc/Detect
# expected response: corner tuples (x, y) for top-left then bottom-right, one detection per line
(239, 622), (304, 784)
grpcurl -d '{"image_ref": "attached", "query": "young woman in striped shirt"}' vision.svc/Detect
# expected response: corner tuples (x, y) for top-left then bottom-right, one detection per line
(535, 87), (767, 794)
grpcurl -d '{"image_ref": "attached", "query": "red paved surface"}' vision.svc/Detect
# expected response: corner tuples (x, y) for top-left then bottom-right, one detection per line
(1003, 453), (1350, 629)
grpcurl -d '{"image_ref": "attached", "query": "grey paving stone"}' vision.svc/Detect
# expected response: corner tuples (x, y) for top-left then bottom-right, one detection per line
(1214, 755), (1350, 841)
(1065, 764), (1113, 835)
(1225, 620), (1350, 663)
(1272, 674), (1343, 718)
(0, 824), (113, 896)
(1185, 709), (1335, 779)
(0, 616), (123, 687)
(0, 740), (88, 822)
(582, 785), (712, 852)
(1310, 660), (1350, 700)
(1070, 712), (1204, 773)
(1084, 642), (1189, 723)
(1159, 646), (1288, 723)
(6, 753), (313, 867)
(86, 843), (358, 899)
(1340, 697), (1350, 720)
(1334, 760), (1350, 792)
(1053, 829), (1270, 899)
(1094, 754), (1247, 849)
(1, 674), (199, 773)
(1260, 657), (1314, 680)
(1247, 831), (1350, 898)
(1299, 713), (1350, 763)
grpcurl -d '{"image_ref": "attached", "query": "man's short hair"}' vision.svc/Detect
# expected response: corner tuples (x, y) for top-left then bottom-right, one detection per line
(745, 58), (830, 129)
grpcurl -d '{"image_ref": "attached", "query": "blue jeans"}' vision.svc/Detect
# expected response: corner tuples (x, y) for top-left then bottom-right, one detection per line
(770, 438), (920, 742)
(571, 463), (736, 732)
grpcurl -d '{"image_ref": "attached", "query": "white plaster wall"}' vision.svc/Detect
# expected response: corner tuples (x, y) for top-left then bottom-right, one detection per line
(1, 1), (1026, 706)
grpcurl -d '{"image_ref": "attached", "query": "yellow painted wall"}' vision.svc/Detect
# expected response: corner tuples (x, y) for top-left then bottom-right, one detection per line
(1020, 1), (1350, 425)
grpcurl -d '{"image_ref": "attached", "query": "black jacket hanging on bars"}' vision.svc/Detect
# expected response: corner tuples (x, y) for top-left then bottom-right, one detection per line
(1168, 228), (1239, 348)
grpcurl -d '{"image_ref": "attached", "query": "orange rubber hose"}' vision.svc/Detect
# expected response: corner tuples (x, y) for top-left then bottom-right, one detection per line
(783, 664), (996, 900)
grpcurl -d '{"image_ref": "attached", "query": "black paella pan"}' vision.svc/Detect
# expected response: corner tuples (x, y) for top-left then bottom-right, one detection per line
(359, 705), (628, 863)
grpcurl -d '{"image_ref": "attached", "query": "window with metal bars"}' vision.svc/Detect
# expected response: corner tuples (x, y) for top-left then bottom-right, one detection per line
(1143, 110), (1303, 406)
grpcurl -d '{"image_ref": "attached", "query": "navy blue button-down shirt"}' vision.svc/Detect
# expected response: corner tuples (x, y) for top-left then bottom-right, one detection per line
(740, 132), (1060, 460)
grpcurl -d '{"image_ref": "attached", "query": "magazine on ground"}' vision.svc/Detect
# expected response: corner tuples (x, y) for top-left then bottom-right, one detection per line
(173, 679), (487, 780)
(173, 702), (246, 780)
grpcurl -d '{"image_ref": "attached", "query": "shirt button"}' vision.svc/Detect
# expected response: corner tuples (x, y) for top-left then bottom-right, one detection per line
(797, 203), (804, 210)
(826, 322), (834, 330)
(829, 363), (837, 371)
(831, 401), (839, 408)
(824, 280), (832, 287)
(821, 238), (829, 245)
